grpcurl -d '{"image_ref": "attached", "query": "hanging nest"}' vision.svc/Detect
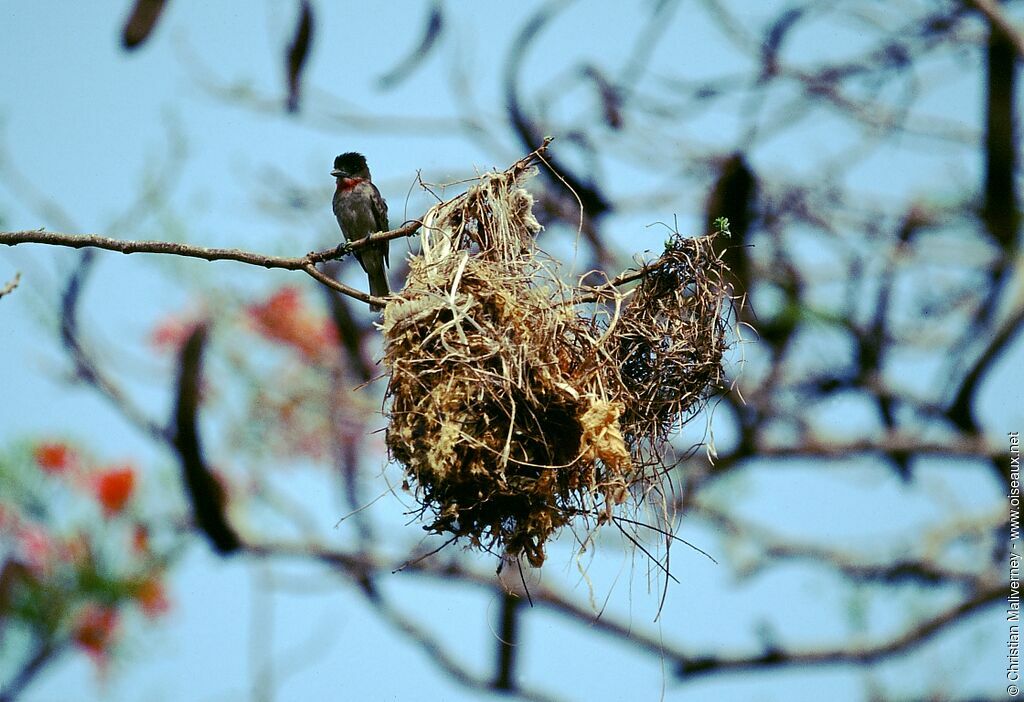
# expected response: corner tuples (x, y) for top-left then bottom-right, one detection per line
(612, 234), (731, 456)
(381, 150), (730, 566)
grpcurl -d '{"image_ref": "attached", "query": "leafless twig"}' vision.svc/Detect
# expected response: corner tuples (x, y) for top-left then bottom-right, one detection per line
(0, 222), (421, 307)
(964, 0), (1024, 57)
(0, 272), (20, 299)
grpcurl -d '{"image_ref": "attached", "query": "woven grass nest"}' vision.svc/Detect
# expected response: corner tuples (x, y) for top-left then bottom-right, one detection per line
(382, 152), (730, 566)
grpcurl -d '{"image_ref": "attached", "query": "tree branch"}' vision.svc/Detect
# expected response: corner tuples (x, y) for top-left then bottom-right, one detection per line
(0, 139), (562, 308)
(0, 639), (63, 702)
(494, 592), (522, 690)
(0, 221), (422, 306)
(249, 537), (1002, 690)
(360, 588), (560, 702)
(59, 252), (168, 441)
(172, 325), (241, 554)
(676, 585), (1003, 678)
(948, 304), (1024, 432)
(0, 272), (20, 299)
(964, 0), (1024, 58)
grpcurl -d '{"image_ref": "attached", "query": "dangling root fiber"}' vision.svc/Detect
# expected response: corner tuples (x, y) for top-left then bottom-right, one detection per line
(382, 149), (730, 566)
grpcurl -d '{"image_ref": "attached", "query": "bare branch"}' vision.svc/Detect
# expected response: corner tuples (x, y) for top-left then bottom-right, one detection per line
(362, 589), (561, 702)
(0, 224), (418, 307)
(948, 304), (1024, 432)
(301, 262), (381, 308)
(494, 592), (522, 690)
(575, 260), (659, 302)
(0, 144), (559, 308)
(964, 0), (1024, 58)
(59, 252), (168, 441)
(249, 539), (1004, 687)
(694, 503), (992, 587)
(0, 222), (418, 269)
(676, 585), (1003, 678)
(0, 639), (64, 702)
(0, 272), (20, 299)
(752, 432), (1004, 459)
(172, 325), (241, 555)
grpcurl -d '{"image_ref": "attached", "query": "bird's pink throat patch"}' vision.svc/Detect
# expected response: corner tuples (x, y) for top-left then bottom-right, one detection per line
(336, 177), (365, 192)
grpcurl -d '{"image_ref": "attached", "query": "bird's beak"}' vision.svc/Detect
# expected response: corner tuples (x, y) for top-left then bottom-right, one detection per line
(331, 168), (346, 178)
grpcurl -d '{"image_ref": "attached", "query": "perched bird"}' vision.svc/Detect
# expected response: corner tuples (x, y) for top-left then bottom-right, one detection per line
(331, 152), (390, 310)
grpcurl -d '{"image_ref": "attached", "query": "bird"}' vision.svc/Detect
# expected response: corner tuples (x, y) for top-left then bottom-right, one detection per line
(331, 152), (390, 311)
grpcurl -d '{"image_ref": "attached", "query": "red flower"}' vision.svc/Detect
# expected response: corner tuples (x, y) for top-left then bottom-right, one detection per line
(134, 577), (170, 618)
(247, 286), (337, 362)
(93, 467), (136, 517)
(73, 604), (119, 661)
(34, 442), (75, 474)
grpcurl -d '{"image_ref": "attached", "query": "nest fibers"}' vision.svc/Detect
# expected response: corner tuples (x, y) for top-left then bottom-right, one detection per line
(381, 156), (730, 567)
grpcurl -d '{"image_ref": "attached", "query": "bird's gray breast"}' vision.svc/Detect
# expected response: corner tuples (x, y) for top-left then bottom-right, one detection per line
(333, 184), (379, 241)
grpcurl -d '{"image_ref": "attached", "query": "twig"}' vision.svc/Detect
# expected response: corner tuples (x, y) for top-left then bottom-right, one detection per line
(301, 262), (380, 307)
(575, 260), (659, 303)
(0, 272), (20, 299)
(676, 585), (1002, 677)
(172, 325), (241, 554)
(361, 587), (561, 702)
(948, 304), (1024, 432)
(0, 142), (558, 309)
(1, 222), (419, 266)
(0, 225), (418, 306)
(694, 503), (988, 587)
(964, 0), (1024, 58)
(750, 432), (1004, 459)
(0, 640), (62, 702)
(0, 144), (557, 307)
(493, 592), (522, 691)
(249, 538), (1004, 686)
(59, 252), (167, 441)
(305, 219), (424, 263)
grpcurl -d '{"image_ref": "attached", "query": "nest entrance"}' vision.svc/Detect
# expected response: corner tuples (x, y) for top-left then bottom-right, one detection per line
(382, 158), (729, 566)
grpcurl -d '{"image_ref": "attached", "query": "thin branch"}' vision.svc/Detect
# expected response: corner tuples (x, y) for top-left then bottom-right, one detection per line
(749, 432), (1002, 460)
(694, 503), (991, 588)
(504, 1), (613, 267)
(248, 539), (1004, 686)
(1, 142), (556, 311)
(964, 0), (1024, 58)
(361, 589), (561, 702)
(575, 260), (659, 302)
(494, 592), (522, 691)
(0, 272), (20, 299)
(0, 142), (558, 309)
(172, 325), (241, 554)
(305, 219), (424, 263)
(0, 225), (417, 307)
(948, 304), (1024, 431)
(249, 539), (680, 660)
(59, 252), (167, 441)
(253, 542), (569, 701)
(301, 262), (380, 308)
(676, 585), (1003, 678)
(0, 222), (420, 270)
(0, 639), (62, 702)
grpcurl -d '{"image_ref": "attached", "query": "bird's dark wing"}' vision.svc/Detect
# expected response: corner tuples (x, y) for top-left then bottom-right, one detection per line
(370, 182), (390, 267)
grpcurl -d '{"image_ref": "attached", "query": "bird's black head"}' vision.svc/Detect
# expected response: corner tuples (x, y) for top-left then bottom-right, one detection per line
(332, 152), (370, 179)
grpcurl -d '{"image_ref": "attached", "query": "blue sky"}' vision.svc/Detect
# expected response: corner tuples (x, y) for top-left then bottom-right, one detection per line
(0, 2), (1017, 701)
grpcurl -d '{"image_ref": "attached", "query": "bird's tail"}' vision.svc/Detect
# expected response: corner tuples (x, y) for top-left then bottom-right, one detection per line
(363, 251), (390, 313)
